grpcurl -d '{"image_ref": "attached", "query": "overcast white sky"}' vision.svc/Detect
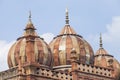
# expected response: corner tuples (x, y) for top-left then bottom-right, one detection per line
(0, 0), (120, 71)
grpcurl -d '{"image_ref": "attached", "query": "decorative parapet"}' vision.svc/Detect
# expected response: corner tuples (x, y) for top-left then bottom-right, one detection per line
(77, 63), (114, 78)
(0, 67), (18, 80)
(34, 67), (72, 80)
(0, 62), (114, 80)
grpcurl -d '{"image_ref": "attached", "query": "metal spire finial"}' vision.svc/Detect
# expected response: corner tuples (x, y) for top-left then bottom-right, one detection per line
(100, 33), (103, 48)
(65, 8), (69, 25)
(28, 11), (32, 23)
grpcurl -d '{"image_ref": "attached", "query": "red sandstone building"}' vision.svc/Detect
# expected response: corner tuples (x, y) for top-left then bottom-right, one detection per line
(0, 9), (120, 80)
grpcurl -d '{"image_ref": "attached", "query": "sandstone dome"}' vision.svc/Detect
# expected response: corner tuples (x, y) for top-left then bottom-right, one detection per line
(7, 14), (53, 68)
(49, 9), (94, 67)
(94, 34), (120, 77)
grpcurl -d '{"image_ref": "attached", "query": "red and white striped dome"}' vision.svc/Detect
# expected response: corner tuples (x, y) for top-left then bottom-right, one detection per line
(7, 15), (53, 68)
(49, 25), (94, 66)
(49, 9), (94, 66)
(94, 34), (120, 77)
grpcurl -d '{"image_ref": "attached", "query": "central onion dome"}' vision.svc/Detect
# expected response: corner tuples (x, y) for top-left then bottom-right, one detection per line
(94, 34), (120, 77)
(7, 13), (53, 68)
(49, 9), (94, 67)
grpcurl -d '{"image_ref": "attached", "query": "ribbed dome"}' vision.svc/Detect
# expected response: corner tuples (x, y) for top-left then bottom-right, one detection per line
(7, 15), (53, 68)
(50, 25), (94, 67)
(49, 24), (94, 66)
(95, 48), (110, 56)
(94, 34), (120, 77)
(94, 47), (114, 67)
(94, 48), (120, 77)
(49, 9), (94, 66)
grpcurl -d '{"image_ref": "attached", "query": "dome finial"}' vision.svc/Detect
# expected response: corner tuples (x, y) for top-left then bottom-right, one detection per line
(100, 33), (103, 48)
(65, 8), (69, 25)
(24, 11), (36, 32)
(28, 11), (32, 23)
